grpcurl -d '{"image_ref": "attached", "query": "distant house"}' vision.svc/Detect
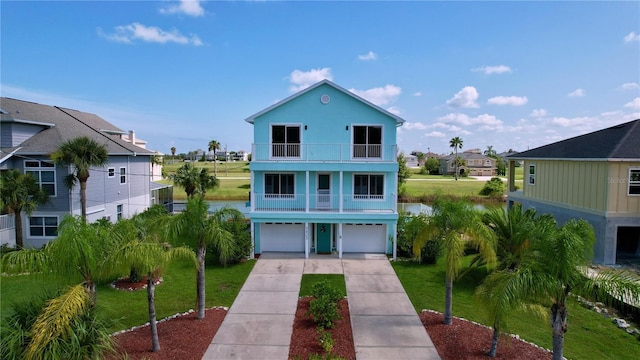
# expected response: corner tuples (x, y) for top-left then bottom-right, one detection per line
(404, 154), (419, 168)
(439, 150), (497, 177)
(246, 80), (403, 258)
(232, 150), (249, 162)
(0, 97), (172, 248)
(507, 119), (640, 265)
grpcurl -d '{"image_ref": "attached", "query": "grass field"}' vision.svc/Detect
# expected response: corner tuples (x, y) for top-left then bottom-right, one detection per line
(0, 258), (255, 332)
(393, 257), (640, 360)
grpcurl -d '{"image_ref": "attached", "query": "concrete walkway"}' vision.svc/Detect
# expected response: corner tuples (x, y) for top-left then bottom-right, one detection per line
(203, 253), (440, 360)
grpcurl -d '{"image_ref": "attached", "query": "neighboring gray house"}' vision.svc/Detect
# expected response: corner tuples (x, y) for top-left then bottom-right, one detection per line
(0, 97), (172, 248)
(439, 150), (497, 177)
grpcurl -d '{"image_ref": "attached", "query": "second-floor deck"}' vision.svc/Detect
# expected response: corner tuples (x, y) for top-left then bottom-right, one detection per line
(251, 143), (398, 162)
(250, 192), (396, 213)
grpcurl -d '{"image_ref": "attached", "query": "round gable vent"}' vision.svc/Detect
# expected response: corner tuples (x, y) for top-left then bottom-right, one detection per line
(320, 94), (330, 104)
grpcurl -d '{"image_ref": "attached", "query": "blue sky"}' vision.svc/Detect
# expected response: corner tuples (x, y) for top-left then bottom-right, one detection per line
(2, 0), (639, 156)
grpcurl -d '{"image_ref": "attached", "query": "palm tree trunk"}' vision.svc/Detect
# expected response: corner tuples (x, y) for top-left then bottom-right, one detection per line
(454, 149), (459, 181)
(488, 325), (499, 357)
(148, 274), (160, 352)
(14, 210), (24, 249)
(80, 180), (88, 222)
(444, 278), (453, 325)
(550, 303), (567, 360)
(197, 244), (206, 319)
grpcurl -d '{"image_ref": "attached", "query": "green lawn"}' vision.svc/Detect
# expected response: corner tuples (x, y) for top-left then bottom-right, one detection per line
(1, 259), (255, 332)
(299, 274), (346, 297)
(392, 258), (640, 360)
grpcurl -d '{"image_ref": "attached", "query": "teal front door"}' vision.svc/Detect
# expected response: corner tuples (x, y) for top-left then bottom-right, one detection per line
(316, 223), (332, 253)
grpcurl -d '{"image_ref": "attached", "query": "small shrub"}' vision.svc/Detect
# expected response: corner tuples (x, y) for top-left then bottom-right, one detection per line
(318, 327), (334, 353)
(420, 239), (442, 264)
(311, 280), (342, 303)
(308, 281), (342, 328)
(479, 177), (506, 197)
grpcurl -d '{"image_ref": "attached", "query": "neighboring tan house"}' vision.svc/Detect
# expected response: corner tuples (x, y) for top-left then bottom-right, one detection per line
(0, 97), (172, 248)
(246, 80), (403, 258)
(439, 150), (497, 177)
(507, 119), (640, 265)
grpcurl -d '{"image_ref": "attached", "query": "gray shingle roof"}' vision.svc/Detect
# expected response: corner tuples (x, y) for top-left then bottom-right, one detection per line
(509, 119), (640, 160)
(0, 97), (154, 156)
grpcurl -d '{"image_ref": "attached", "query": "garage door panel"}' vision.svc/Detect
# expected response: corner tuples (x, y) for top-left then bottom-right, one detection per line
(260, 223), (305, 252)
(343, 224), (386, 253)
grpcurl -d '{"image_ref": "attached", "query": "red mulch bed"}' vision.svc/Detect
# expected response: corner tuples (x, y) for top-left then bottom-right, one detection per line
(420, 310), (553, 360)
(288, 297), (356, 360)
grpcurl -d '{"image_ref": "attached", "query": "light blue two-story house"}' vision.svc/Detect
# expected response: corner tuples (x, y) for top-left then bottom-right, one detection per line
(246, 80), (404, 258)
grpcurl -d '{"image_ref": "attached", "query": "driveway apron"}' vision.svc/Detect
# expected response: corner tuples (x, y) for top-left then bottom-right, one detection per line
(203, 253), (440, 360)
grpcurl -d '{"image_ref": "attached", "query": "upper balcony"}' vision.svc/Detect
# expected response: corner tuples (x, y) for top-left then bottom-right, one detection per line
(251, 143), (398, 163)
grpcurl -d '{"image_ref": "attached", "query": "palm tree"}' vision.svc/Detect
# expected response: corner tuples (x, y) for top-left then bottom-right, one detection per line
(449, 137), (463, 180)
(171, 163), (219, 198)
(166, 197), (234, 319)
(170, 146), (176, 161)
(484, 145), (497, 158)
(208, 139), (220, 175)
(0, 170), (49, 248)
(478, 217), (640, 360)
(51, 136), (108, 222)
(476, 205), (555, 356)
(413, 198), (496, 325)
(106, 237), (195, 352)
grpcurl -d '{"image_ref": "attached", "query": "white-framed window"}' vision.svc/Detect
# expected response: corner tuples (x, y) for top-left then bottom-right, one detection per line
(629, 167), (640, 195)
(468, 159), (474, 166)
(353, 125), (382, 158)
(354, 174), (384, 199)
(119, 167), (126, 184)
(116, 204), (123, 220)
(485, 159), (491, 166)
(271, 125), (301, 158)
(24, 160), (56, 196)
(108, 167), (115, 178)
(29, 216), (58, 237)
(264, 173), (295, 198)
(528, 164), (536, 185)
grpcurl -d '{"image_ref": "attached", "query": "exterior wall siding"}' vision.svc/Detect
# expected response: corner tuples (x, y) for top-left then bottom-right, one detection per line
(1, 122), (46, 147)
(523, 160), (609, 212)
(607, 162), (640, 214)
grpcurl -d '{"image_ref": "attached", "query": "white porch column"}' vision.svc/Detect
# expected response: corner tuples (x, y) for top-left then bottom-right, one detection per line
(392, 222), (397, 261)
(305, 171), (309, 212)
(339, 171), (343, 212)
(338, 223), (343, 259)
(250, 171), (255, 212)
(305, 223), (309, 258)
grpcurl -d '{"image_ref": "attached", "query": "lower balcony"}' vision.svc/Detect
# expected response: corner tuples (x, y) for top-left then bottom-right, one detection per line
(250, 193), (395, 213)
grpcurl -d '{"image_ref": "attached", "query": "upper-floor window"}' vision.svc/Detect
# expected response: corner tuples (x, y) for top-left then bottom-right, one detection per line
(29, 216), (58, 237)
(485, 159), (492, 166)
(271, 125), (300, 158)
(528, 164), (536, 185)
(354, 174), (384, 199)
(468, 159), (474, 166)
(108, 168), (115, 178)
(265, 173), (295, 198)
(629, 168), (640, 195)
(119, 167), (127, 184)
(353, 126), (382, 158)
(24, 160), (56, 196)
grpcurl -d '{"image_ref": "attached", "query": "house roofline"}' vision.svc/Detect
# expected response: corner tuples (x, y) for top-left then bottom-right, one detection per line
(244, 79), (405, 125)
(1, 118), (56, 127)
(0, 147), (22, 165)
(507, 157), (640, 162)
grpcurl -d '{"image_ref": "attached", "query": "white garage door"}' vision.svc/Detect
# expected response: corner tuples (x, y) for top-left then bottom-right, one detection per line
(260, 223), (305, 252)
(342, 224), (386, 253)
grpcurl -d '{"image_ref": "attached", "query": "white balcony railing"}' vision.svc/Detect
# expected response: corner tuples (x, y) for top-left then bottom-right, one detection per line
(251, 193), (395, 213)
(251, 143), (398, 162)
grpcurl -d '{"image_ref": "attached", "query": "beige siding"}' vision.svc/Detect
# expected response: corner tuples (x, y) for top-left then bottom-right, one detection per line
(607, 162), (640, 214)
(523, 160), (609, 212)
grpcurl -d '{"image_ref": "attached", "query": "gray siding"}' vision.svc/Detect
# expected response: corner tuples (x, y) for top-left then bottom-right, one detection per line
(2, 123), (46, 147)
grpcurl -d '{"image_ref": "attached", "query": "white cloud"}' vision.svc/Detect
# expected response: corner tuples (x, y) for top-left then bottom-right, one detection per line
(288, 68), (333, 92)
(487, 96), (528, 106)
(98, 23), (203, 45)
(568, 88), (586, 97)
(413, 92), (422, 97)
(349, 85), (401, 106)
(620, 82), (640, 91)
(446, 86), (479, 108)
(530, 108), (547, 117)
(358, 51), (377, 61)
(425, 131), (446, 138)
(624, 97), (640, 110)
(403, 122), (428, 130)
(159, 0), (205, 17)
(624, 31), (640, 43)
(438, 113), (503, 127)
(472, 65), (512, 75)
(386, 106), (401, 115)
(550, 116), (591, 127)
